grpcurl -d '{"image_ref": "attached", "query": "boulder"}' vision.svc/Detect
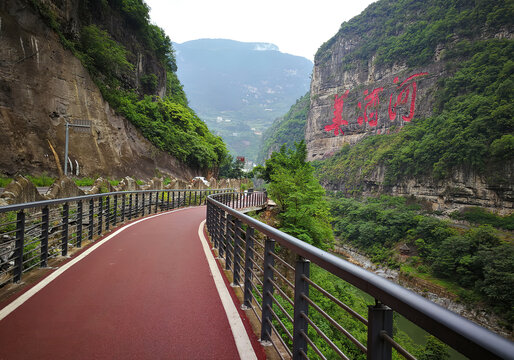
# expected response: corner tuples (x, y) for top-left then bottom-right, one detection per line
(0, 175), (44, 205)
(117, 177), (141, 191)
(86, 177), (114, 194)
(44, 177), (85, 199)
(209, 177), (217, 189)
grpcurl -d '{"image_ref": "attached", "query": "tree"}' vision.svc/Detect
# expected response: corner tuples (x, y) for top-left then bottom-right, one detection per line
(218, 155), (245, 179)
(259, 141), (334, 249)
(417, 336), (450, 360)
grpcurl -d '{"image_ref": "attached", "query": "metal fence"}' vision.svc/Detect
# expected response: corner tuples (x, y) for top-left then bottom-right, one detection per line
(0, 188), (231, 286)
(206, 192), (514, 360)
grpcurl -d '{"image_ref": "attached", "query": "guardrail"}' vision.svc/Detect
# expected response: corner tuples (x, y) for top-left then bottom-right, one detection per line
(206, 192), (514, 360)
(0, 188), (232, 286)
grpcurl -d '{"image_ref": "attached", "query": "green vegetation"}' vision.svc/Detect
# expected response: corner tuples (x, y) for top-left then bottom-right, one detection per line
(451, 207), (514, 230)
(74, 178), (95, 186)
(329, 194), (514, 327)
(317, 0), (513, 67)
(315, 39), (513, 186)
(218, 155), (245, 179)
(258, 92), (310, 163)
(29, 0), (227, 170)
(108, 95), (226, 169)
(256, 145), (450, 357)
(257, 141), (334, 249)
(26, 174), (55, 187)
(0, 176), (12, 187)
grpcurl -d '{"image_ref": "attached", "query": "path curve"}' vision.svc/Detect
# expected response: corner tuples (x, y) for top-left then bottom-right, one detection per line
(0, 207), (256, 359)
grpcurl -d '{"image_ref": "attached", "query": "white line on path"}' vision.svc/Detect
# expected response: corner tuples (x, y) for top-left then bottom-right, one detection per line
(197, 220), (258, 360)
(0, 208), (188, 322)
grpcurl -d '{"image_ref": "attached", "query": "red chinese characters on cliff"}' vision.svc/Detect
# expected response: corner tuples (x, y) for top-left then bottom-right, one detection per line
(358, 87), (384, 127)
(324, 90), (350, 136)
(324, 72), (428, 135)
(389, 72), (429, 122)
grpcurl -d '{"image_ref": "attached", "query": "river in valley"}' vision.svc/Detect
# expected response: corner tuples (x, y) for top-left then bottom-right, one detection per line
(333, 246), (469, 359)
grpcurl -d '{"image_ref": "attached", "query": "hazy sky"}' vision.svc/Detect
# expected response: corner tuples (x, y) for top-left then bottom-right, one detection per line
(145, 0), (377, 61)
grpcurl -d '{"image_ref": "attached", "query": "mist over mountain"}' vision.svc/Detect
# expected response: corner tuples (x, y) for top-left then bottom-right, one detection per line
(174, 39), (312, 162)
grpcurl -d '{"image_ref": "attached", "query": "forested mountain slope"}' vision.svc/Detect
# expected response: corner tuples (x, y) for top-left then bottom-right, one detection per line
(257, 92), (310, 163)
(304, 0), (513, 213)
(0, 0), (225, 179)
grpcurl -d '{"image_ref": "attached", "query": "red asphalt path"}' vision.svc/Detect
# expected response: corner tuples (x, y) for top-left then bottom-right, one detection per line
(0, 207), (261, 359)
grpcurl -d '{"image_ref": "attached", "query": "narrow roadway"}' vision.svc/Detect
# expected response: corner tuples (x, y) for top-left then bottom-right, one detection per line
(0, 207), (261, 359)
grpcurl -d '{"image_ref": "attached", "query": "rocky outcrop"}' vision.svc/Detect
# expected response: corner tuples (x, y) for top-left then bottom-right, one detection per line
(305, 1), (513, 214)
(0, 175), (43, 204)
(45, 176), (84, 199)
(0, 0), (196, 180)
(306, 40), (443, 161)
(85, 177), (114, 195)
(324, 164), (514, 215)
(115, 177), (141, 192)
(0, 175), (249, 206)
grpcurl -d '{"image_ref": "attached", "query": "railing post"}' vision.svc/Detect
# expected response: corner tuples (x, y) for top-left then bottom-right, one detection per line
(41, 206), (49, 267)
(97, 197), (103, 236)
(243, 226), (255, 308)
(121, 194), (125, 223)
(113, 195), (118, 227)
(219, 211), (226, 258)
(367, 301), (393, 360)
(293, 257), (310, 359)
(260, 237), (275, 343)
(13, 210), (25, 283)
(167, 191), (170, 210)
(128, 194), (132, 220)
(77, 200), (83, 247)
(213, 205), (220, 250)
(62, 203), (69, 256)
(206, 201), (211, 232)
(89, 198), (94, 240)
(194, 190), (197, 205)
(135, 193), (139, 217)
(142, 193), (145, 216)
(233, 218), (242, 286)
(189, 191), (192, 206)
(105, 196), (110, 231)
(225, 214), (233, 271)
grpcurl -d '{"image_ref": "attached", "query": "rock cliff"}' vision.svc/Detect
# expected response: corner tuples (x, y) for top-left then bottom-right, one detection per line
(306, 0), (513, 213)
(0, 0), (197, 180)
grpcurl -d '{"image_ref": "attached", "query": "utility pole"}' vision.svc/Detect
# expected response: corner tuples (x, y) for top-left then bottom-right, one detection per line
(64, 119), (91, 176)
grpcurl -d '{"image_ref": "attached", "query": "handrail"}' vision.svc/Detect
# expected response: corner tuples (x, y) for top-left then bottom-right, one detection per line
(0, 188), (234, 286)
(206, 192), (514, 360)
(0, 188), (235, 213)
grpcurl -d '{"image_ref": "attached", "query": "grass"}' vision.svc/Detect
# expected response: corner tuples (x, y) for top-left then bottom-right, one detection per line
(450, 207), (514, 230)
(74, 177), (95, 186)
(400, 263), (470, 299)
(26, 174), (55, 187)
(0, 177), (12, 187)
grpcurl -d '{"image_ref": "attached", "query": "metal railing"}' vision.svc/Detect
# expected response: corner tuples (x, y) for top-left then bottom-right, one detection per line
(206, 192), (514, 360)
(0, 188), (232, 286)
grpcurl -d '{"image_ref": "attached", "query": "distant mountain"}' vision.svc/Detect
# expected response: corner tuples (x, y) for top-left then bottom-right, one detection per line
(174, 39), (313, 162)
(258, 92), (310, 164)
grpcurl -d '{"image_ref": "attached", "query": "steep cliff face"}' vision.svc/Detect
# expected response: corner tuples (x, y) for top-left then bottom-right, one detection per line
(306, 0), (513, 213)
(0, 0), (198, 180)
